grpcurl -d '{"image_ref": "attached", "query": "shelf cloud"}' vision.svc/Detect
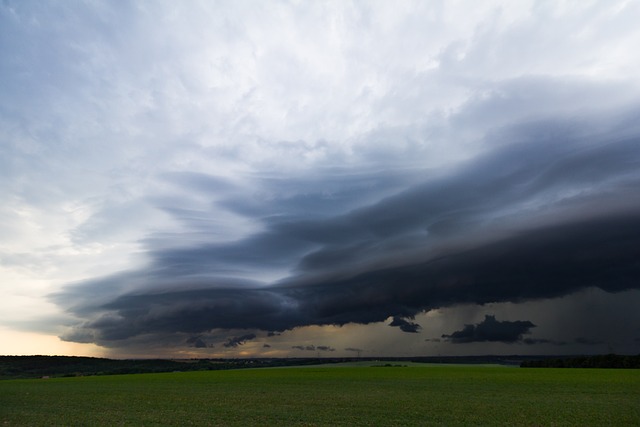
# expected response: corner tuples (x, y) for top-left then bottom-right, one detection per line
(54, 123), (640, 350)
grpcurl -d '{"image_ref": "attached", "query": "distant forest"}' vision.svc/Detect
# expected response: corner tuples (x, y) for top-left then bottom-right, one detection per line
(520, 354), (640, 368)
(1, 354), (638, 380)
(0, 356), (322, 380)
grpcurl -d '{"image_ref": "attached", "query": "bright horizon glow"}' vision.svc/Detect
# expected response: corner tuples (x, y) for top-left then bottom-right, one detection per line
(0, 327), (105, 357)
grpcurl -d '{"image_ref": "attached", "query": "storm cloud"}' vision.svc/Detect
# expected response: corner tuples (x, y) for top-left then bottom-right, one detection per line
(4, 1), (640, 357)
(442, 315), (536, 344)
(54, 121), (640, 349)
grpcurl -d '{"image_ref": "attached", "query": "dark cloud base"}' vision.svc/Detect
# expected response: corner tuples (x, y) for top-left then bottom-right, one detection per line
(58, 212), (640, 348)
(53, 130), (640, 351)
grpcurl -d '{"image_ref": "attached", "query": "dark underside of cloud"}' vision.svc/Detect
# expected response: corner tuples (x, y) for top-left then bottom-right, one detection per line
(223, 333), (256, 348)
(52, 116), (640, 349)
(57, 210), (640, 347)
(389, 316), (421, 333)
(442, 315), (535, 343)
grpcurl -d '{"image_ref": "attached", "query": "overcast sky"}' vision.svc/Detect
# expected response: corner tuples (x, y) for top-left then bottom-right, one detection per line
(2, 0), (640, 358)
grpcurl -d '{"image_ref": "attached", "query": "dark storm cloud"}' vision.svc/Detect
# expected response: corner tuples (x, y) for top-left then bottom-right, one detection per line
(58, 207), (640, 348)
(54, 106), (640, 349)
(442, 315), (536, 344)
(389, 316), (421, 333)
(186, 335), (208, 348)
(223, 333), (256, 348)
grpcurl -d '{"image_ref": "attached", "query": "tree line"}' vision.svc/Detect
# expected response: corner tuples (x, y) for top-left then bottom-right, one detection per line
(0, 356), (340, 380)
(520, 354), (640, 368)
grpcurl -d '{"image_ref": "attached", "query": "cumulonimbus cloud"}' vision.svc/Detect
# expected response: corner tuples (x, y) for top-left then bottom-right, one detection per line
(53, 100), (640, 350)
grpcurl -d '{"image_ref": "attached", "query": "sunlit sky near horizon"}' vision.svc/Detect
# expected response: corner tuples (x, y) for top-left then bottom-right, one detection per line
(2, 0), (640, 359)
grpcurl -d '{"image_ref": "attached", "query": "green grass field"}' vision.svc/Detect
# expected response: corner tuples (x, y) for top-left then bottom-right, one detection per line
(1, 364), (638, 426)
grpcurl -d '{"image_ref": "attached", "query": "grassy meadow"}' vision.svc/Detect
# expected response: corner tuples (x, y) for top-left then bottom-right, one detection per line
(1, 364), (638, 426)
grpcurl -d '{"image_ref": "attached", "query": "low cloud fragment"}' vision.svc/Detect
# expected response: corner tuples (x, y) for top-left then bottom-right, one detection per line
(223, 333), (256, 348)
(389, 316), (421, 333)
(291, 344), (334, 352)
(442, 315), (536, 344)
(186, 335), (208, 348)
(344, 348), (364, 356)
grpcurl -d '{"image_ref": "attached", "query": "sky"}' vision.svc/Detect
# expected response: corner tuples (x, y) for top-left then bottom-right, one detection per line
(2, 0), (640, 359)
